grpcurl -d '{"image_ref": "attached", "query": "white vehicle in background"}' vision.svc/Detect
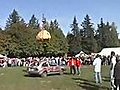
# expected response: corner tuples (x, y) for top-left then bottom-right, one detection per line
(27, 61), (66, 77)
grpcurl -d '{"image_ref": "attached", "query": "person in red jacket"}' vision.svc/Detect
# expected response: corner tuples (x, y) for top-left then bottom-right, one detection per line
(68, 57), (76, 75)
(76, 58), (82, 75)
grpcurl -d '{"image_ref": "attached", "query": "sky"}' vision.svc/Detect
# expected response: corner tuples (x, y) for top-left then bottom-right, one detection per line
(0, 0), (120, 37)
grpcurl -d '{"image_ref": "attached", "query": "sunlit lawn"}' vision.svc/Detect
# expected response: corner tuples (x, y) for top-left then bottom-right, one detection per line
(0, 66), (110, 90)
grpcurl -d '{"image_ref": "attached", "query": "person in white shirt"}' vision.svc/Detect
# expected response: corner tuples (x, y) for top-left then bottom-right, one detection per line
(93, 54), (102, 84)
(110, 51), (116, 90)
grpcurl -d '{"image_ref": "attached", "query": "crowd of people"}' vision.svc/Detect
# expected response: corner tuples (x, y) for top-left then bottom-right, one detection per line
(0, 56), (67, 68)
(0, 54), (114, 68)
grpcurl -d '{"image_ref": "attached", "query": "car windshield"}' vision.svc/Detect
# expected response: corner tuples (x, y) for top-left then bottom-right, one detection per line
(49, 62), (57, 66)
(42, 62), (48, 67)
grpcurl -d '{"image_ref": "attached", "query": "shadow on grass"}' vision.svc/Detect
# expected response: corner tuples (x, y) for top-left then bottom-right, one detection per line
(73, 77), (95, 83)
(63, 72), (72, 75)
(24, 73), (65, 78)
(24, 74), (40, 77)
(102, 76), (110, 82)
(23, 69), (27, 72)
(72, 77), (110, 90)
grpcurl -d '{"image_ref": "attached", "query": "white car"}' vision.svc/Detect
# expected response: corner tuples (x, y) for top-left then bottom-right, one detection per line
(27, 61), (66, 77)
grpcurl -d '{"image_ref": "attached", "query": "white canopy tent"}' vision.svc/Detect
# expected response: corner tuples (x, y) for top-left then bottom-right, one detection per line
(75, 51), (87, 57)
(98, 47), (120, 56)
(0, 54), (5, 58)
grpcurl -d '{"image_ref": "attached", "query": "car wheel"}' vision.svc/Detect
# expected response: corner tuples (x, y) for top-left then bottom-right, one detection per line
(41, 72), (47, 77)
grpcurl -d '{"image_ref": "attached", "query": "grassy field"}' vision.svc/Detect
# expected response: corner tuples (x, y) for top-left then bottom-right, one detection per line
(0, 66), (110, 90)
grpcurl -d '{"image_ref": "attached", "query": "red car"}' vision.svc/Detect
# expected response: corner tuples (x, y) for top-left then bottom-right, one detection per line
(27, 61), (66, 77)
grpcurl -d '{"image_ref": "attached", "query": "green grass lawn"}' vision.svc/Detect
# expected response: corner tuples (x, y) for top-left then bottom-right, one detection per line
(0, 66), (110, 90)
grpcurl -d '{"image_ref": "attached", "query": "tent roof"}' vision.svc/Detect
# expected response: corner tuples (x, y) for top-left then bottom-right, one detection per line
(99, 47), (120, 56)
(79, 51), (85, 54)
(0, 54), (6, 58)
(75, 51), (86, 57)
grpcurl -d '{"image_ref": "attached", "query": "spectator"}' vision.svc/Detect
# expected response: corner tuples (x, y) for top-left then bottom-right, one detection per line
(68, 57), (76, 75)
(93, 54), (102, 84)
(76, 58), (82, 75)
(110, 51), (116, 90)
(113, 56), (120, 90)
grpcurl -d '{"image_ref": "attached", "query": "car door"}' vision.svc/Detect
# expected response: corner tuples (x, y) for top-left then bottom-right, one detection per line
(50, 63), (60, 72)
(41, 62), (49, 72)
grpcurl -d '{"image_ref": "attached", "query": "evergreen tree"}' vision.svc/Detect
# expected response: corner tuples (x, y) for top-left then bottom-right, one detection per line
(81, 14), (94, 38)
(70, 16), (79, 37)
(97, 19), (105, 48)
(53, 19), (59, 29)
(6, 9), (21, 28)
(97, 20), (113, 49)
(48, 19), (68, 56)
(95, 18), (105, 51)
(81, 14), (98, 53)
(96, 18), (105, 38)
(96, 18), (120, 49)
(109, 22), (119, 46)
(67, 16), (81, 54)
(49, 21), (54, 33)
(41, 14), (49, 30)
(20, 18), (26, 26)
(104, 22), (114, 47)
(28, 14), (39, 29)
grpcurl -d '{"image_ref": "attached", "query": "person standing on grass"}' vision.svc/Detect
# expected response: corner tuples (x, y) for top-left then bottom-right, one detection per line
(76, 57), (82, 75)
(93, 54), (102, 84)
(68, 57), (76, 75)
(110, 51), (116, 90)
(113, 56), (120, 90)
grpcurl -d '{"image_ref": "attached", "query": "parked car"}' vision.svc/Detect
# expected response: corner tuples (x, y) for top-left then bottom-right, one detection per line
(27, 61), (66, 77)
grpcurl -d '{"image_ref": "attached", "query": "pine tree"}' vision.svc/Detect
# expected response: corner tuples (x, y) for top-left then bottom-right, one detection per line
(41, 14), (49, 30)
(96, 18), (115, 49)
(6, 9), (21, 28)
(66, 16), (81, 54)
(104, 22), (113, 47)
(53, 19), (59, 29)
(28, 14), (39, 29)
(109, 22), (119, 46)
(97, 18), (105, 38)
(96, 18), (120, 49)
(81, 14), (94, 38)
(48, 19), (68, 55)
(95, 18), (105, 51)
(70, 16), (79, 37)
(81, 14), (97, 53)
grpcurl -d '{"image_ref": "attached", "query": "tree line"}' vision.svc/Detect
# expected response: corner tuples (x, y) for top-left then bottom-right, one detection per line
(0, 9), (120, 57)
(67, 15), (120, 55)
